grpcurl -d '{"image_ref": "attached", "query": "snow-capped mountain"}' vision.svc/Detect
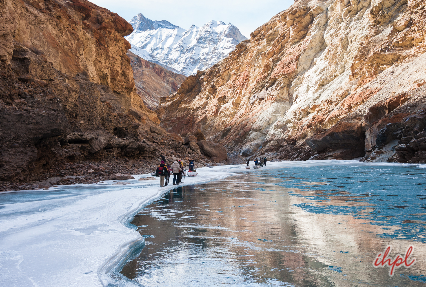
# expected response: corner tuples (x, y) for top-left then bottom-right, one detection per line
(130, 13), (179, 31)
(126, 13), (247, 76)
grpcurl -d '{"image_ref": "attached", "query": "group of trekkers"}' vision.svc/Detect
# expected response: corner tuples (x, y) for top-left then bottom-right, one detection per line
(155, 156), (189, 187)
(247, 157), (267, 167)
(156, 156), (266, 187)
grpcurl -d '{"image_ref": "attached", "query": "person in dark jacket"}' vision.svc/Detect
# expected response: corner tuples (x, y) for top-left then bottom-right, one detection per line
(189, 160), (195, 172)
(264, 157), (267, 166)
(165, 163), (171, 186)
(177, 160), (184, 184)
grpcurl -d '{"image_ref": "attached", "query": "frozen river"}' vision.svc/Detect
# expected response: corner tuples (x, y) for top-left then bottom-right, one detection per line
(1, 161), (426, 286)
(123, 162), (426, 286)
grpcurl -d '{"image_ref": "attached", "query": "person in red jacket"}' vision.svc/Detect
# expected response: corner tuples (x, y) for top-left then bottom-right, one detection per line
(156, 160), (168, 187)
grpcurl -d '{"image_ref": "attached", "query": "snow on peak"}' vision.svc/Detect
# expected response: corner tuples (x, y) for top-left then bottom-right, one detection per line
(126, 14), (248, 76)
(130, 13), (181, 32)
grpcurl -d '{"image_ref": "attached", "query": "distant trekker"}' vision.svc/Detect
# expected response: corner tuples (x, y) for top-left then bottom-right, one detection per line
(264, 157), (267, 166)
(165, 163), (171, 186)
(171, 160), (181, 185)
(177, 160), (184, 184)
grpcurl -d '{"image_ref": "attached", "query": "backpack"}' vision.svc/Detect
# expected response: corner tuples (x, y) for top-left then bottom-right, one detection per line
(155, 166), (163, 177)
(162, 166), (168, 176)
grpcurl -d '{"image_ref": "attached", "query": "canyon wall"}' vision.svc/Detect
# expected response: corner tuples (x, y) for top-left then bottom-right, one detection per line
(128, 51), (186, 110)
(162, 0), (426, 162)
(0, 0), (196, 185)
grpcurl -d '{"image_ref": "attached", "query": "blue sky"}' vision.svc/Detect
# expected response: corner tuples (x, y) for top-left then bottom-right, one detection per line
(89, 0), (293, 38)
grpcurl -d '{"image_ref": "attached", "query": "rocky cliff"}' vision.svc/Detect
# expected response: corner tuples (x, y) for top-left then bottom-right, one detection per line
(0, 0), (206, 190)
(162, 0), (426, 163)
(128, 51), (186, 110)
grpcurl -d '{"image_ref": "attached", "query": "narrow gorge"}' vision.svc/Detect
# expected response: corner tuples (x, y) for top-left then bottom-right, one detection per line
(0, 0), (213, 190)
(1, 0), (426, 190)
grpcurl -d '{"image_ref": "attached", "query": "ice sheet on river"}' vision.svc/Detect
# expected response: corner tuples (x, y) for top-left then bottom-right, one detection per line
(0, 160), (424, 286)
(0, 165), (236, 287)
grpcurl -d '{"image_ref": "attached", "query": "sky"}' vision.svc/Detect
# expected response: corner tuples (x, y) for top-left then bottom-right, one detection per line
(89, 0), (294, 38)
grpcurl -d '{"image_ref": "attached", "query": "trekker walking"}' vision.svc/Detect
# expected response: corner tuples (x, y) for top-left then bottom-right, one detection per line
(177, 160), (184, 184)
(156, 160), (168, 187)
(246, 159), (249, 166)
(165, 163), (171, 186)
(171, 160), (181, 185)
(263, 157), (267, 166)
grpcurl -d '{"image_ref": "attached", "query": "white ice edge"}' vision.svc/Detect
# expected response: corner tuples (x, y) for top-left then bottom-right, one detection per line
(97, 166), (236, 286)
(1, 160), (425, 287)
(0, 164), (237, 287)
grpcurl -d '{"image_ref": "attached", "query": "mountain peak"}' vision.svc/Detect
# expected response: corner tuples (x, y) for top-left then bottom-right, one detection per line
(206, 20), (225, 26)
(130, 13), (180, 32)
(126, 16), (247, 76)
(199, 20), (247, 43)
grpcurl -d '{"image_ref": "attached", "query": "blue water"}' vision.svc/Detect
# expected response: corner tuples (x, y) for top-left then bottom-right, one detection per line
(266, 162), (426, 243)
(122, 161), (426, 286)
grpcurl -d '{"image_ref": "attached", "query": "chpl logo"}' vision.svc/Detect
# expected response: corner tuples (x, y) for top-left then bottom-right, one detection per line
(373, 246), (415, 276)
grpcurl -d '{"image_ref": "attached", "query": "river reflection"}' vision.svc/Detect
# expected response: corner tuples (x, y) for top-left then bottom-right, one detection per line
(121, 168), (426, 286)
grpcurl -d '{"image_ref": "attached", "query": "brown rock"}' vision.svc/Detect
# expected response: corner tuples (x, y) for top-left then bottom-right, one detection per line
(306, 121), (366, 158)
(183, 134), (197, 145)
(197, 140), (228, 162)
(193, 130), (206, 141)
(408, 137), (426, 150)
(0, 0), (212, 190)
(128, 51), (186, 110)
(110, 173), (135, 180)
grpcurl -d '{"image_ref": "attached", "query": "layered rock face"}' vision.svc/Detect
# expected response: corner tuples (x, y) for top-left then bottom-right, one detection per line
(128, 51), (186, 110)
(126, 14), (248, 76)
(0, 0), (201, 186)
(162, 0), (426, 162)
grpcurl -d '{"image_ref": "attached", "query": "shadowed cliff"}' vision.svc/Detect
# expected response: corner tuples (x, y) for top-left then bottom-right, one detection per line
(0, 0), (207, 188)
